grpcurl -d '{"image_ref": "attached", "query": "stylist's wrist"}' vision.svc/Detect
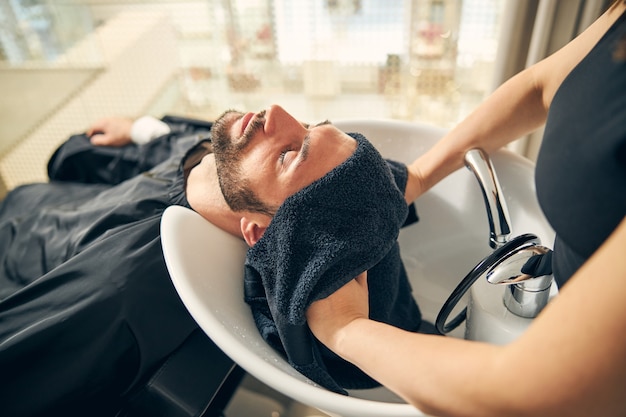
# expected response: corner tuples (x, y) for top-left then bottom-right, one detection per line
(306, 272), (369, 353)
(405, 162), (426, 203)
(332, 317), (371, 360)
(307, 303), (359, 350)
(308, 311), (365, 358)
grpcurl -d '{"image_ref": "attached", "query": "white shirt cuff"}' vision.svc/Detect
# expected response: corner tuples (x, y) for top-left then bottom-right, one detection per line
(130, 116), (171, 145)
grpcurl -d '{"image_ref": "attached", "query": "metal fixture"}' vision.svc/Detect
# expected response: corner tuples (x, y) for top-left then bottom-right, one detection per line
(435, 149), (553, 334)
(485, 234), (553, 318)
(463, 148), (511, 249)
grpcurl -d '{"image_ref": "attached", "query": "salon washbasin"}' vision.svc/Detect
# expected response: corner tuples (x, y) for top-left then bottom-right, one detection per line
(161, 119), (555, 417)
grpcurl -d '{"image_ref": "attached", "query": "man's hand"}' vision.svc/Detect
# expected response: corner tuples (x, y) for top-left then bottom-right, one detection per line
(306, 272), (369, 352)
(87, 116), (134, 147)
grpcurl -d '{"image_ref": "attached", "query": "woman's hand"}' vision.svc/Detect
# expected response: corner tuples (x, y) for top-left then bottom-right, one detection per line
(306, 272), (369, 353)
(87, 116), (134, 147)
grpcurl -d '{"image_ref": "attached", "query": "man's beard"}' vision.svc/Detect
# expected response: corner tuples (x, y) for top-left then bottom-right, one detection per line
(210, 109), (277, 216)
(212, 109), (267, 159)
(211, 109), (242, 158)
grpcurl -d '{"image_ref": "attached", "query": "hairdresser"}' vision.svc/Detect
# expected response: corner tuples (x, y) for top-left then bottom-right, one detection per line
(306, 2), (626, 416)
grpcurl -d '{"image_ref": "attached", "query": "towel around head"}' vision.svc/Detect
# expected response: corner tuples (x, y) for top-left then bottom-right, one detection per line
(243, 132), (422, 393)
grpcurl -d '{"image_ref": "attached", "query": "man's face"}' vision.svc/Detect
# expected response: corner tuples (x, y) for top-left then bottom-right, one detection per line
(212, 105), (357, 213)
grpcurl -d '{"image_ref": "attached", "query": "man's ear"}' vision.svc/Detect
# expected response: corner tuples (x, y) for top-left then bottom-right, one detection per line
(240, 216), (267, 247)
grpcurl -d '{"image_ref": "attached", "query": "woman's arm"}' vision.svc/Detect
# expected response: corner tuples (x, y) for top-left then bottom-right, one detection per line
(307, 218), (626, 417)
(404, 2), (626, 203)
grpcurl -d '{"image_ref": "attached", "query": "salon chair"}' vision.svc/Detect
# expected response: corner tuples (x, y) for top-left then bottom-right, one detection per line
(116, 329), (245, 417)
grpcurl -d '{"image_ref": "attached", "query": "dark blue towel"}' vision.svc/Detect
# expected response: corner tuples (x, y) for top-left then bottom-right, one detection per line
(243, 133), (422, 394)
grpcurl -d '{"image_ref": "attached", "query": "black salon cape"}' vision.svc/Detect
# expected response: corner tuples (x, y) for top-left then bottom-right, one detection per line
(0, 116), (210, 417)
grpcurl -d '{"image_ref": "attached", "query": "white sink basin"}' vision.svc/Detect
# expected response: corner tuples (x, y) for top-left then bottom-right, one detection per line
(161, 119), (555, 417)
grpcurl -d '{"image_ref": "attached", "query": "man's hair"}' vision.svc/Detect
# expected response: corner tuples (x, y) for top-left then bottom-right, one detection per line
(212, 131), (278, 217)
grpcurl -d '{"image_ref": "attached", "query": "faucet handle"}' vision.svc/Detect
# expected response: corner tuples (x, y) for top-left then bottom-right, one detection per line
(485, 233), (554, 317)
(486, 241), (551, 287)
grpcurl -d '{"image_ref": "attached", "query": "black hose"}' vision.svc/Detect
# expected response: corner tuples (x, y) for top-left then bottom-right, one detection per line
(435, 233), (539, 335)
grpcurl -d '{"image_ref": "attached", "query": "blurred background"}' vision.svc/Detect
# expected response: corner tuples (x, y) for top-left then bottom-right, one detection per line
(0, 0), (610, 195)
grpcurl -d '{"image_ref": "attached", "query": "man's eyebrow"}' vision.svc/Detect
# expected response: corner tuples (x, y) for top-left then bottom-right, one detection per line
(300, 132), (311, 162)
(301, 120), (331, 128)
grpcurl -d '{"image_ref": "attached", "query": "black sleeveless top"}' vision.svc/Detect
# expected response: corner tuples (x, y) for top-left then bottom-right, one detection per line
(536, 11), (626, 287)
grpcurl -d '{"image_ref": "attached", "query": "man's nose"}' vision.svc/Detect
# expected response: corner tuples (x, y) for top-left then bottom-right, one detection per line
(264, 105), (300, 138)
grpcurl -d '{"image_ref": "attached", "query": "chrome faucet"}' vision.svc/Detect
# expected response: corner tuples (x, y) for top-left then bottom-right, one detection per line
(435, 149), (553, 334)
(464, 148), (553, 318)
(437, 149), (554, 333)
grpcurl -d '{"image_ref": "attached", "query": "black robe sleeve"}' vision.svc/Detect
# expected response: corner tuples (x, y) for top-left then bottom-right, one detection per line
(47, 115), (213, 185)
